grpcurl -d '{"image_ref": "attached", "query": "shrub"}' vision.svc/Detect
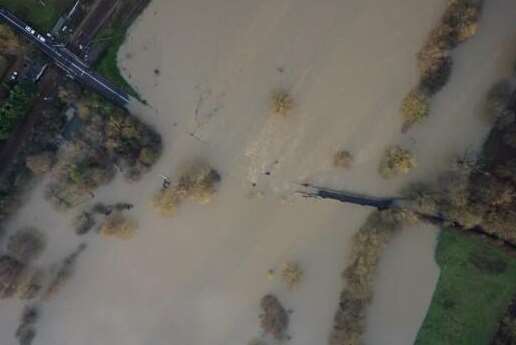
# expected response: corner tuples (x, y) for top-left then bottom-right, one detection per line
(329, 210), (407, 345)
(400, 88), (430, 130)
(153, 163), (221, 216)
(6, 228), (46, 263)
(442, 0), (483, 44)
(46, 157), (116, 209)
(139, 147), (160, 166)
(379, 146), (416, 178)
(67, 160), (115, 191)
(260, 294), (289, 340)
(15, 305), (39, 345)
(330, 289), (366, 345)
(417, 41), (451, 79)
(153, 186), (182, 217)
(419, 55), (453, 95)
(271, 89), (294, 116)
(402, 183), (439, 215)
(280, 262), (303, 290)
(333, 150), (353, 169)
(99, 213), (136, 240)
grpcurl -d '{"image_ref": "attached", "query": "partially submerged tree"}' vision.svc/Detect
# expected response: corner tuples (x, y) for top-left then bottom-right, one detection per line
(333, 150), (353, 169)
(15, 305), (39, 345)
(330, 210), (412, 345)
(153, 163), (221, 216)
(402, 0), (484, 132)
(400, 88), (430, 130)
(271, 89), (294, 116)
(442, 0), (484, 44)
(260, 294), (289, 341)
(379, 146), (416, 178)
(280, 262), (303, 290)
(99, 212), (136, 240)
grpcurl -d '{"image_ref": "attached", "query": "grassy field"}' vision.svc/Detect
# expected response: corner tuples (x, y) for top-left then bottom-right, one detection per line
(0, 0), (75, 32)
(415, 230), (516, 345)
(93, 0), (151, 100)
(94, 25), (139, 99)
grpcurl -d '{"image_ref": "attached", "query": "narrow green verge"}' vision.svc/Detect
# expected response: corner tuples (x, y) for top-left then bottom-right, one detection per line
(94, 25), (139, 99)
(415, 230), (516, 345)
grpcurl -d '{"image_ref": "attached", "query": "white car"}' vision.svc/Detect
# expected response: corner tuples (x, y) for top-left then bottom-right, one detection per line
(37, 34), (46, 43)
(24, 25), (35, 35)
(9, 71), (18, 81)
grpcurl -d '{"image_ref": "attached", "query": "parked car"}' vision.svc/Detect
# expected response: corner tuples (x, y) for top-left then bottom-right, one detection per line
(8, 71), (18, 81)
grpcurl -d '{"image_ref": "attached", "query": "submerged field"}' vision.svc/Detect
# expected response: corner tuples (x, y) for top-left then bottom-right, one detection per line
(1, 0), (516, 345)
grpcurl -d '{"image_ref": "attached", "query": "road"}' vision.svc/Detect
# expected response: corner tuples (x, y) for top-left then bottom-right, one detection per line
(0, 8), (129, 106)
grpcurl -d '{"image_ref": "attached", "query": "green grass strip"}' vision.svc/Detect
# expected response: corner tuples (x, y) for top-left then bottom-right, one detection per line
(415, 230), (516, 345)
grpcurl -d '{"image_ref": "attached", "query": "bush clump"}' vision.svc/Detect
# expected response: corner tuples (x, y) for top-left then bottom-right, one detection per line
(99, 212), (136, 240)
(330, 210), (412, 345)
(442, 0), (483, 44)
(419, 55), (453, 96)
(333, 150), (353, 169)
(153, 163), (221, 216)
(379, 146), (416, 178)
(45, 92), (162, 210)
(400, 89), (430, 130)
(15, 305), (39, 345)
(402, 0), (484, 132)
(271, 89), (294, 116)
(260, 294), (289, 340)
(280, 262), (303, 290)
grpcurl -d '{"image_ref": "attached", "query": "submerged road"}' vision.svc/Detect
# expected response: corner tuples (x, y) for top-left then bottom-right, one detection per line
(0, 8), (129, 106)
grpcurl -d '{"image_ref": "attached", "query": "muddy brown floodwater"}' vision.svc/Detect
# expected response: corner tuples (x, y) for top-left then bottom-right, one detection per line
(1, 1), (516, 345)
